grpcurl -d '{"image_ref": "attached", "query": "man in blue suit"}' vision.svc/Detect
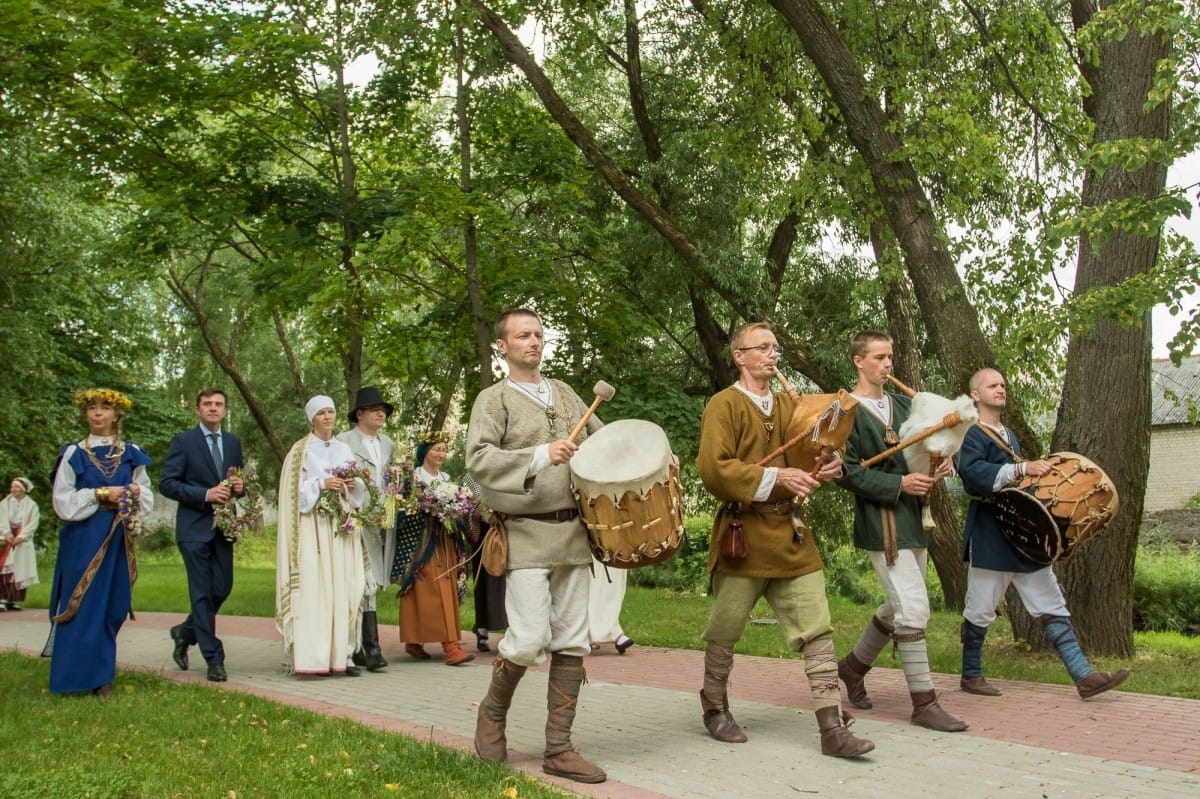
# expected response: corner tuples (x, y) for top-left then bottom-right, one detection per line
(159, 388), (245, 682)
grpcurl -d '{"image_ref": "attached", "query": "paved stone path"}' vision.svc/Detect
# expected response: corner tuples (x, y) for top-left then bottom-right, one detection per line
(2, 612), (1197, 798)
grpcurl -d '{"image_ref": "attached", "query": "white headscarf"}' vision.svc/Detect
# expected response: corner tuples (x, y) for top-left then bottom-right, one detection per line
(305, 395), (335, 423)
(14, 477), (33, 494)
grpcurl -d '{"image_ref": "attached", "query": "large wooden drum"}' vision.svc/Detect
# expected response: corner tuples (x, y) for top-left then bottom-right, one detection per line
(993, 452), (1119, 565)
(570, 419), (685, 568)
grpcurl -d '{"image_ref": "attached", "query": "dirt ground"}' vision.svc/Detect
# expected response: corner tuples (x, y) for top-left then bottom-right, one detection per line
(1139, 507), (1200, 547)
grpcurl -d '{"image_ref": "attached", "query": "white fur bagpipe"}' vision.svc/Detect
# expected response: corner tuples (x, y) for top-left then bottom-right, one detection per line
(862, 375), (979, 530)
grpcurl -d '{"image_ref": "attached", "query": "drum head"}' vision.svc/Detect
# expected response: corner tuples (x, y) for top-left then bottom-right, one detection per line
(571, 419), (672, 502)
(993, 487), (1066, 565)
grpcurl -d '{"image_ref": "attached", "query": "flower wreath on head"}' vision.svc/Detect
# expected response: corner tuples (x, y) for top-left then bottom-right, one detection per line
(72, 388), (133, 412)
(316, 461), (381, 535)
(213, 463), (265, 543)
(418, 430), (451, 446)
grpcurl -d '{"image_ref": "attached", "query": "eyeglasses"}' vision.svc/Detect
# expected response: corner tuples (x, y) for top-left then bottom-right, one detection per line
(735, 344), (784, 356)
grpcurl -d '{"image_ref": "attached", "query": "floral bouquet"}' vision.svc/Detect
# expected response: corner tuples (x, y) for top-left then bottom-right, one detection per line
(118, 485), (147, 539)
(213, 464), (265, 543)
(316, 461), (379, 536)
(383, 461), (409, 497)
(405, 476), (479, 534)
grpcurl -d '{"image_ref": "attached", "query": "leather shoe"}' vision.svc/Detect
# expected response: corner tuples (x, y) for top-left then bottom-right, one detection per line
(615, 635), (635, 655)
(702, 708), (748, 743)
(960, 676), (1002, 696)
(206, 663), (227, 682)
(170, 625), (190, 671)
(343, 663), (362, 677)
(1077, 668), (1130, 699)
(543, 749), (607, 784)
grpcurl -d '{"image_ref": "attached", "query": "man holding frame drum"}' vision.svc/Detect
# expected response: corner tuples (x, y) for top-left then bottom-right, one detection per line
(957, 368), (1130, 699)
(696, 321), (873, 758)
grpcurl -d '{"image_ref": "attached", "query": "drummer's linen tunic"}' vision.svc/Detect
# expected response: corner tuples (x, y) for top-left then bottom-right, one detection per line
(466, 380), (602, 665)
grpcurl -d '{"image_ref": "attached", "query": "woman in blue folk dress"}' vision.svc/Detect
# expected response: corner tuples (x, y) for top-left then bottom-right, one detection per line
(47, 388), (153, 696)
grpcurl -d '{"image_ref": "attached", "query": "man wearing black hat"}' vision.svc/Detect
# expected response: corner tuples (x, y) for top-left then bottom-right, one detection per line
(337, 386), (395, 671)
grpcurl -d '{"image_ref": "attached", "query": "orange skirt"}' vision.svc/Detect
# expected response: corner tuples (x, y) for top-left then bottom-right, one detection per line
(398, 534), (462, 643)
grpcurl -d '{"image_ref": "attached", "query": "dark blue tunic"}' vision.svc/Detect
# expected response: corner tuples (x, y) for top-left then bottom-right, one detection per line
(47, 442), (152, 694)
(958, 424), (1042, 573)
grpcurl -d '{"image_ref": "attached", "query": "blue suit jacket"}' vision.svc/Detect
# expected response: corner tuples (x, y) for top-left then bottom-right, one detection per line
(159, 426), (245, 544)
(958, 423), (1042, 573)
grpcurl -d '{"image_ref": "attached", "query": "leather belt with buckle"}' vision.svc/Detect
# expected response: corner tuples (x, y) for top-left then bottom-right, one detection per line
(744, 500), (792, 515)
(518, 508), (580, 523)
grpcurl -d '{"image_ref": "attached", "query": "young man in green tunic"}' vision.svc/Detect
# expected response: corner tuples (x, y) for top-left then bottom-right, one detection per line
(696, 321), (873, 757)
(834, 330), (967, 732)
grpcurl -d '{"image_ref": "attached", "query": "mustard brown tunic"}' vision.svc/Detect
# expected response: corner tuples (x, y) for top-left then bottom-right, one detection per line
(697, 387), (823, 579)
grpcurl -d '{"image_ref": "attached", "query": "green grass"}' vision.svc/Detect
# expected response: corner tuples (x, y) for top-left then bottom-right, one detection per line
(0, 652), (569, 799)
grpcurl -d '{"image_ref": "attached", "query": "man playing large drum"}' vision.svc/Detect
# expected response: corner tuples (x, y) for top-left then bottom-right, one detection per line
(695, 321), (873, 757)
(957, 368), (1130, 699)
(466, 307), (607, 785)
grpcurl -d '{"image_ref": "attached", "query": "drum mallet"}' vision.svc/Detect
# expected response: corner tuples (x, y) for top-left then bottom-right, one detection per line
(567, 380), (616, 443)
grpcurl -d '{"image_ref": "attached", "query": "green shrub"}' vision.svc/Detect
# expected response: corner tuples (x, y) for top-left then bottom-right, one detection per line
(817, 539), (880, 604)
(135, 518), (178, 555)
(1133, 543), (1200, 633)
(629, 513), (713, 593)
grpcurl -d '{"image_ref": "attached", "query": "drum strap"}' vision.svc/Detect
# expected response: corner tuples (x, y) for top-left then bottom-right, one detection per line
(973, 423), (1025, 463)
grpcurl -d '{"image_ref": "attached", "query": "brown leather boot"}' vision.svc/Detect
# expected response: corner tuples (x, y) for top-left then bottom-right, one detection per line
(1076, 668), (1131, 699)
(442, 640), (475, 666)
(910, 690), (968, 732)
(475, 657), (526, 762)
(815, 706), (875, 758)
(700, 643), (748, 742)
(700, 691), (749, 743)
(543, 653), (606, 784)
(960, 676), (1002, 696)
(838, 652), (873, 709)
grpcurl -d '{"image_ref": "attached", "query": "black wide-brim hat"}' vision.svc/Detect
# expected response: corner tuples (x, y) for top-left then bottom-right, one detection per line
(348, 386), (394, 423)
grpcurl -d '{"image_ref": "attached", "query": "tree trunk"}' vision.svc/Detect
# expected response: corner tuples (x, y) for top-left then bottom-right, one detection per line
(873, 228), (968, 608)
(764, 0), (1006, 411)
(455, 13), (493, 390)
(1020, 1), (1170, 657)
(166, 268), (287, 463)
